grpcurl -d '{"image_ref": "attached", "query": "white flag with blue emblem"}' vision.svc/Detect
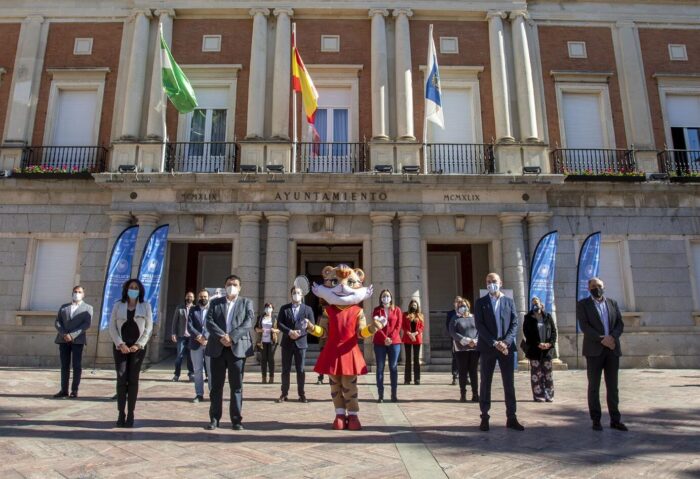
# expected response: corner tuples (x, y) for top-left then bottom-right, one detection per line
(424, 25), (444, 129)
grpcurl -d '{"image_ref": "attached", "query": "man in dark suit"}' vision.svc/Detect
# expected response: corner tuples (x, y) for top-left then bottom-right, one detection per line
(204, 275), (254, 430)
(277, 286), (315, 403)
(170, 292), (195, 382)
(53, 285), (93, 399)
(187, 289), (210, 403)
(577, 277), (627, 432)
(474, 273), (524, 432)
(445, 296), (463, 386)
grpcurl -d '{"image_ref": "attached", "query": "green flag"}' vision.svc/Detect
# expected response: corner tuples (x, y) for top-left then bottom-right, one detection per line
(160, 28), (197, 113)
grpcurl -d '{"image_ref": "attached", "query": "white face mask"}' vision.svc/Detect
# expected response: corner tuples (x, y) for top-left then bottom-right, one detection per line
(72, 292), (83, 302)
(458, 306), (467, 315)
(487, 282), (500, 294)
(226, 285), (239, 297)
(292, 293), (302, 303)
(264, 307), (273, 315)
(381, 296), (391, 305)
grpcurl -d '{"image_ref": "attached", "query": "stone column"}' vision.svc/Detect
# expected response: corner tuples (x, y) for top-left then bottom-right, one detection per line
(3, 15), (45, 145)
(499, 213), (528, 319)
(246, 8), (270, 139)
(369, 9), (390, 140)
(263, 212), (290, 313)
(398, 213), (422, 308)
(132, 212), (160, 278)
(370, 213), (396, 298)
(510, 10), (539, 143)
(487, 11), (514, 143)
(146, 9), (174, 141)
(238, 213), (263, 312)
(271, 8), (293, 139)
(393, 8), (414, 140)
(120, 9), (152, 140)
(526, 212), (552, 260)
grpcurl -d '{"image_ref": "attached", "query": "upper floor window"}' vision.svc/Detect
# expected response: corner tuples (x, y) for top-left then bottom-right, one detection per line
(666, 94), (700, 153)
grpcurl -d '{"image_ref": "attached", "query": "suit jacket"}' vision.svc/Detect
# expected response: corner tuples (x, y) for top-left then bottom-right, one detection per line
(204, 296), (254, 359)
(522, 312), (557, 360)
(277, 303), (315, 349)
(187, 305), (209, 350)
(474, 293), (518, 353)
(54, 302), (93, 345)
(171, 303), (192, 337)
(577, 296), (624, 357)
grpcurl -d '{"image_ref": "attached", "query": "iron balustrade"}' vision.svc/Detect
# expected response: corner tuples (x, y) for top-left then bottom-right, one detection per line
(20, 145), (108, 172)
(657, 149), (700, 176)
(296, 142), (368, 173)
(551, 148), (637, 174)
(424, 143), (495, 174)
(165, 142), (238, 172)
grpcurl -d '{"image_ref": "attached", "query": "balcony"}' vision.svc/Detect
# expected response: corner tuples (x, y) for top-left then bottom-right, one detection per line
(295, 142), (368, 173)
(657, 149), (700, 177)
(424, 143), (495, 174)
(19, 145), (108, 173)
(165, 142), (238, 173)
(551, 148), (638, 174)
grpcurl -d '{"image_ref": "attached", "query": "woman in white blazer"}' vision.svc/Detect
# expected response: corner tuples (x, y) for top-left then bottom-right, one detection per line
(109, 278), (153, 427)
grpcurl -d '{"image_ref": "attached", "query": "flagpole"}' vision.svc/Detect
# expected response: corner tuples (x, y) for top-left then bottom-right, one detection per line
(422, 24), (433, 175)
(292, 23), (298, 173)
(159, 23), (167, 172)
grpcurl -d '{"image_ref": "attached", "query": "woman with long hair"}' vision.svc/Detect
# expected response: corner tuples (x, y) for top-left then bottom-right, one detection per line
(401, 299), (424, 385)
(372, 289), (402, 402)
(254, 302), (279, 384)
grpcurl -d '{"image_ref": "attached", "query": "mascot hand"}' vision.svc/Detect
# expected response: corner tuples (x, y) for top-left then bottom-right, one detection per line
(373, 315), (388, 329)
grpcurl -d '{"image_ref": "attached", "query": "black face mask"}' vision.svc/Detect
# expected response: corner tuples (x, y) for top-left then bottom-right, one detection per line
(198, 299), (208, 306)
(590, 287), (604, 299)
(532, 305), (541, 313)
(409, 305), (417, 312)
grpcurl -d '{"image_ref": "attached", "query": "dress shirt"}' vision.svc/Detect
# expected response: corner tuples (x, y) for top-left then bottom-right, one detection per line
(490, 293), (503, 338)
(225, 297), (237, 333)
(70, 301), (82, 318)
(592, 296), (610, 336)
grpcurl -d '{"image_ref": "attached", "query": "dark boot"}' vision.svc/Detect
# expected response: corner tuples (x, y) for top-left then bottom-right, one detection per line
(460, 391), (467, 403)
(116, 411), (126, 427)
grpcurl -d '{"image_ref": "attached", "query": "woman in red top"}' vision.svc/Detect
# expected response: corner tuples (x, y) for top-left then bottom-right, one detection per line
(372, 289), (403, 402)
(401, 299), (424, 385)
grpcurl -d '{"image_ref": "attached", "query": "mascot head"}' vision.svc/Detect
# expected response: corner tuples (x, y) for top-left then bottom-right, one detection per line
(311, 264), (373, 306)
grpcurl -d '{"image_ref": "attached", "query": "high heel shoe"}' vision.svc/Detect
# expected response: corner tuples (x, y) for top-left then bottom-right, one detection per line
(125, 412), (134, 428)
(116, 412), (126, 427)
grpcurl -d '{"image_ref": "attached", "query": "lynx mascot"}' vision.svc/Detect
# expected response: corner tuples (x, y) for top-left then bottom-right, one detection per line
(305, 264), (386, 430)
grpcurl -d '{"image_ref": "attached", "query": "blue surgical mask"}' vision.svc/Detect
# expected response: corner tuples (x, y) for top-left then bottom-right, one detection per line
(127, 289), (140, 299)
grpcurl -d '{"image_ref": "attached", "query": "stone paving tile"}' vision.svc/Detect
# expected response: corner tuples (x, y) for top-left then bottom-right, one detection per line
(0, 366), (698, 478)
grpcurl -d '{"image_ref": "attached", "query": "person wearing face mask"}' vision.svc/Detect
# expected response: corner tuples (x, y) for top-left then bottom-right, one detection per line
(474, 273), (523, 432)
(53, 285), (93, 399)
(170, 291), (195, 382)
(108, 279), (153, 427)
(445, 296), (463, 386)
(577, 277), (627, 432)
(449, 298), (480, 403)
(401, 299), (424, 385)
(204, 275), (255, 431)
(254, 303), (280, 384)
(372, 290), (403, 403)
(276, 287), (315, 403)
(522, 296), (557, 402)
(188, 289), (211, 403)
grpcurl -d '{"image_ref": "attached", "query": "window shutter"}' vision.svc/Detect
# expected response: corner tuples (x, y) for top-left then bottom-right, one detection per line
(53, 90), (98, 146)
(598, 242), (627, 311)
(30, 240), (79, 311)
(561, 92), (605, 148)
(692, 243), (700, 308)
(428, 87), (474, 143)
(666, 95), (700, 128)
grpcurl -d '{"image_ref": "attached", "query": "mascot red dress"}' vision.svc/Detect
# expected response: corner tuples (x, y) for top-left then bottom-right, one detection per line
(305, 264), (386, 430)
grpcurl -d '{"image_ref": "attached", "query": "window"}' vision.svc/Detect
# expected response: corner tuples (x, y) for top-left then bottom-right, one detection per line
(439, 37), (459, 54)
(561, 92), (606, 148)
(321, 35), (340, 53)
(567, 41), (587, 59)
(202, 35), (221, 52)
(668, 44), (688, 61)
(666, 94), (700, 155)
(53, 90), (98, 146)
(691, 242), (700, 310)
(73, 38), (93, 55)
(183, 87), (229, 171)
(599, 242), (628, 311)
(29, 240), (79, 311)
(306, 87), (352, 172)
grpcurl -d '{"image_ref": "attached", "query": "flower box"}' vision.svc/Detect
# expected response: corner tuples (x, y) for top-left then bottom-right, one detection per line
(669, 176), (700, 183)
(564, 174), (646, 183)
(11, 172), (94, 179)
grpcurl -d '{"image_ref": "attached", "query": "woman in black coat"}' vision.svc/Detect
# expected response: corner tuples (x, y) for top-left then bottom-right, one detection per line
(522, 296), (557, 402)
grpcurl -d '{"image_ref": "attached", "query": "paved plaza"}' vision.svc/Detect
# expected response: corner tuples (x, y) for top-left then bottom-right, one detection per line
(0, 364), (698, 478)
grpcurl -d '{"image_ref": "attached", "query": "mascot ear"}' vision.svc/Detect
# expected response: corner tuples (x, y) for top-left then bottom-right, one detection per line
(322, 266), (335, 278)
(354, 268), (365, 284)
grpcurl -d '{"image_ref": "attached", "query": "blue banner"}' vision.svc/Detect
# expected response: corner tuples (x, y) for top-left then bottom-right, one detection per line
(99, 225), (139, 330)
(529, 231), (558, 314)
(576, 232), (602, 303)
(138, 224), (169, 324)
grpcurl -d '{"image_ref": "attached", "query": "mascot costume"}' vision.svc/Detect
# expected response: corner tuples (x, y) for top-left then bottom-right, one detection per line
(304, 264), (386, 430)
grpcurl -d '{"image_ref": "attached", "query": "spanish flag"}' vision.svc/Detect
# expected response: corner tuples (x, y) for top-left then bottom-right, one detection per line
(291, 30), (318, 125)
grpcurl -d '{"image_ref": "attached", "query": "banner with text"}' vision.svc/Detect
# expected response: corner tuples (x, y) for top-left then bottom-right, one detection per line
(99, 225), (139, 330)
(529, 230), (558, 314)
(138, 225), (169, 324)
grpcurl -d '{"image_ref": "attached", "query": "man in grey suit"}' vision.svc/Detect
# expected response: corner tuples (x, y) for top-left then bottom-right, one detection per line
(474, 273), (524, 432)
(53, 285), (93, 399)
(577, 277), (627, 432)
(205, 274), (254, 430)
(170, 291), (195, 382)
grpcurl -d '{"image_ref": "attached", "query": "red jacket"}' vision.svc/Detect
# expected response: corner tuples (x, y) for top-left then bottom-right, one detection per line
(372, 305), (402, 345)
(401, 312), (424, 345)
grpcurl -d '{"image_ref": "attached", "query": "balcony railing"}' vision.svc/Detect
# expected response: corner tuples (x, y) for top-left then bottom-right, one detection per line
(551, 148), (637, 174)
(165, 142), (238, 172)
(424, 143), (495, 174)
(20, 145), (108, 172)
(657, 149), (700, 176)
(296, 142), (368, 173)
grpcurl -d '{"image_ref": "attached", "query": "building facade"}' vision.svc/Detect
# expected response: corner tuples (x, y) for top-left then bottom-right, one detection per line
(0, 0), (699, 368)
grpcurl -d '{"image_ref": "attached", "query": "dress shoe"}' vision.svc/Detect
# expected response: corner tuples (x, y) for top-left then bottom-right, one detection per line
(404, 380), (411, 385)
(299, 396), (308, 403)
(479, 418), (490, 431)
(471, 393), (479, 403)
(69, 391), (78, 399)
(125, 413), (134, 428)
(53, 391), (69, 399)
(451, 378), (457, 386)
(205, 419), (219, 430)
(415, 380), (420, 385)
(269, 376), (274, 384)
(232, 423), (244, 431)
(332, 414), (346, 430)
(346, 414), (362, 431)
(592, 420), (603, 431)
(316, 380), (323, 385)
(506, 418), (525, 431)
(192, 395), (203, 403)
(377, 397), (384, 403)
(262, 376), (267, 384)
(171, 375), (179, 382)
(276, 395), (288, 403)
(116, 412), (126, 427)
(391, 395), (398, 403)
(459, 393), (467, 403)
(610, 422), (628, 431)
